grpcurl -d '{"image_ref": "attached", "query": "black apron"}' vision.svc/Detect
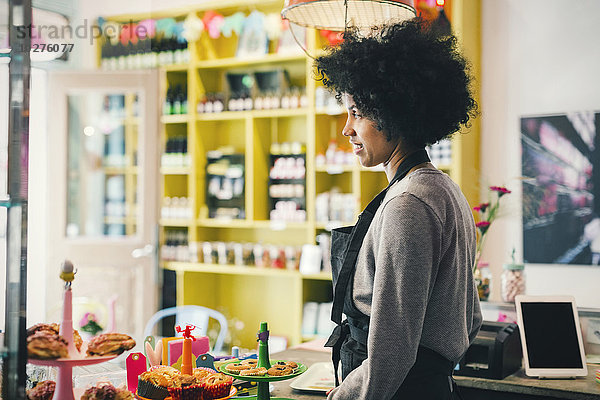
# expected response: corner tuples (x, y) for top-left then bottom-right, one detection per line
(325, 149), (461, 399)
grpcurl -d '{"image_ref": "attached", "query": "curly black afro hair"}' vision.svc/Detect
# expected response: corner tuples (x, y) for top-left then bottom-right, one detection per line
(315, 19), (478, 148)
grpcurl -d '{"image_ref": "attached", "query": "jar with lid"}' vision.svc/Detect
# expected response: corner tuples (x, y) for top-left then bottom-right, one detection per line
(473, 262), (491, 301)
(501, 262), (525, 302)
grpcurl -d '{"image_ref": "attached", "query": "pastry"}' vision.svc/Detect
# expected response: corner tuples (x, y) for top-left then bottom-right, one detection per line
(115, 388), (135, 400)
(274, 360), (298, 369)
(203, 373), (233, 400)
(27, 331), (68, 359)
(80, 381), (117, 400)
(240, 367), (267, 376)
(240, 359), (258, 367)
(27, 323), (83, 352)
(267, 364), (293, 376)
(86, 333), (136, 356)
(26, 380), (55, 400)
(224, 363), (251, 374)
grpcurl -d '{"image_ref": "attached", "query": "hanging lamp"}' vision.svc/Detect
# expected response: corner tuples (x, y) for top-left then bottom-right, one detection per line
(281, 0), (416, 31)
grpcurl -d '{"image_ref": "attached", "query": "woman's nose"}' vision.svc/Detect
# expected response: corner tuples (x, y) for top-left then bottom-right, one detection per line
(342, 122), (355, 137)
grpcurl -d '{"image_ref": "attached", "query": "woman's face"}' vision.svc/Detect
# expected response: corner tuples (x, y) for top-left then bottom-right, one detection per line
(342, 94), (399, 168)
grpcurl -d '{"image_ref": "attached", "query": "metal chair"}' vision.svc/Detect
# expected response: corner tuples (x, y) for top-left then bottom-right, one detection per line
(143, 306), (228, 353)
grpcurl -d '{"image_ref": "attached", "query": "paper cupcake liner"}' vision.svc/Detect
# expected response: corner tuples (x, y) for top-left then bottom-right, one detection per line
(137, 378), (170, 400)
(167, 384), (204, 400)
(203, 380), (232, 400)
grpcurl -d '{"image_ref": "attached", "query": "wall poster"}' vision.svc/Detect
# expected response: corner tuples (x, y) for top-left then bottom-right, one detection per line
(521, 112), (600, 264)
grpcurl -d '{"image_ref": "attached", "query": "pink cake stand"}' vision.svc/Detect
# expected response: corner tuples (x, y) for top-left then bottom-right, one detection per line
(28, 285), (116, 400)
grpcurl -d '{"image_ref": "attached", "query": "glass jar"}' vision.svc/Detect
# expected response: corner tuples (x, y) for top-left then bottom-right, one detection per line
(501, 263), (526, 302)
(473, 262), (491, 301)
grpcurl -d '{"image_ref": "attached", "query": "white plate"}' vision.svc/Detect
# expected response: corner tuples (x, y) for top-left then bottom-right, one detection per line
(289, 362), (334, 393)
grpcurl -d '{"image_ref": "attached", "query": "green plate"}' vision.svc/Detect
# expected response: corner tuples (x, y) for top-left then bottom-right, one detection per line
(220, 359), (307, 382)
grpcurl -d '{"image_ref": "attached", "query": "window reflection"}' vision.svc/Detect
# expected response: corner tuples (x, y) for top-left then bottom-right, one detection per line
(66, 92), (140, 237)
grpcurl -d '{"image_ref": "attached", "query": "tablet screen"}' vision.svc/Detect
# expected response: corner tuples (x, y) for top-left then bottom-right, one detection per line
(521, 302), (584, 369)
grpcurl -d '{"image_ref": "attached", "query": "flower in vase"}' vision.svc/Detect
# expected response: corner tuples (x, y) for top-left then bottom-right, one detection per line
(472, 186), (512, 273)
(80, 312), (104, 336)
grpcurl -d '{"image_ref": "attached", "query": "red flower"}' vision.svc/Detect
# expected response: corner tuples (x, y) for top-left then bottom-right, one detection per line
(473, 202), (490, 213)
(476, 221), (491, 234)
(489, 186), (512, 197)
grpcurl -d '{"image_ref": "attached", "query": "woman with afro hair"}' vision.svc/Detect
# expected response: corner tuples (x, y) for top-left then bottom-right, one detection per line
(318, 19), (482, 400)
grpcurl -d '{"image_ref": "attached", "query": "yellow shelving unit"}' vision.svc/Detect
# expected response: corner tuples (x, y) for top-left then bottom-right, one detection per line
(104, 0), (480, 350)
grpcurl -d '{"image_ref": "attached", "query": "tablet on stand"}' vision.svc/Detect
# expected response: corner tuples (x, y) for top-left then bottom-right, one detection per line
(515, 295), (588, 379)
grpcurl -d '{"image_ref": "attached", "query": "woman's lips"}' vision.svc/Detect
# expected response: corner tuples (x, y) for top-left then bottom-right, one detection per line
(352, 142), (364, 155)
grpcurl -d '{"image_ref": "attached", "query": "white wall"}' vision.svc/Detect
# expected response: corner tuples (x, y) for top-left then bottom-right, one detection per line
(481, 0), (600, 307)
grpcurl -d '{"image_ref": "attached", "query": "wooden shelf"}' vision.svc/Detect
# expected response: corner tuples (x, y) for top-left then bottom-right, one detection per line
(299, 272), (332, 281)
(196, 108), (309, 121)
(196, 53), (306, 69)
(160, 114), (189, 124)
(197, 218), (308, 230)
(315, 164), (355, 174)
(316, 221), (356, 231)
(160, 167), (191, 175)
(160, 219), (193, 227)
(316, 106), (344, 116)
(162, 64), (189, 72)
(164, 262), (331, 281)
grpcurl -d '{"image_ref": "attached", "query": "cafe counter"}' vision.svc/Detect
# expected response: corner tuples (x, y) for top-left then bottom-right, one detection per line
(273, 347), (600, 400)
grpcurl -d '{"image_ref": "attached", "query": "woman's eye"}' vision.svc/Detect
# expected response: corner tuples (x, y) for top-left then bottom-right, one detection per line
(352, 110), (362, 119)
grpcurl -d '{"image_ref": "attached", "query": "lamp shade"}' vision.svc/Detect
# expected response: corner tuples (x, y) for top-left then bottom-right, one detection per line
(281, 0), (416, 31)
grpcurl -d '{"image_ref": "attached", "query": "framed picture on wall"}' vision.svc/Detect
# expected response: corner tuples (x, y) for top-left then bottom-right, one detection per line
(521, 111), (600, 265)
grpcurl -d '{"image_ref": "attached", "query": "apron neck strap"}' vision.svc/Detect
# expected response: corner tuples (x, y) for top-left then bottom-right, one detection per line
(364, 149), (430, 215)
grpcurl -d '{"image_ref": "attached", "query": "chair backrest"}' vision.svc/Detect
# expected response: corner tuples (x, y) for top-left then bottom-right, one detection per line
(143, 306), (228, 353)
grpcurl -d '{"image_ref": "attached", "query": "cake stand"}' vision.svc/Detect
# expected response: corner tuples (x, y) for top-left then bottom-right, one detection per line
(219, 322), (307, 400)
(28, 263), (118, 400)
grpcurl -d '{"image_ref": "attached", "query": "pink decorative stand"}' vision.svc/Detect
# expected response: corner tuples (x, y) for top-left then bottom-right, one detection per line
(28, 266), (116, 400)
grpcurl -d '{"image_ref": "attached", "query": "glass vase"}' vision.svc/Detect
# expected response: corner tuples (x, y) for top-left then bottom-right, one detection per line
(474, 262), (491, 301)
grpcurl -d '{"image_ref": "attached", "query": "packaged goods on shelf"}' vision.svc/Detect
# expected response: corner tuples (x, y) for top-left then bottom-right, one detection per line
(316, 139), (355, 168)
(99, 17), (190, 71)
(161, 229), (189, 262)
(221, 68), (306, 113)
(161, 137), (189, 167)
(163, 84), (188, 115)
(315, 87), (344, 114)
(197, 93), (225, 114)
(315, 189), (357, 224)
(316, 233), (331, 273)
(302, 302), (335, 338)
(161, 197), (193, 220)
(426, 139), (452, 167)
(206, 150), (245, 219)
(189, 241), (302, 270)
(269, 143), (306, 222)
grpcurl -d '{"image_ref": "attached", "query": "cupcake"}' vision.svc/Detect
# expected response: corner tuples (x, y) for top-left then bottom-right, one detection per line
(192, 367), (214, 381)
(203, 373), (233, 400)
(167, 374), (204, 400)
(137, 366), (180, 399)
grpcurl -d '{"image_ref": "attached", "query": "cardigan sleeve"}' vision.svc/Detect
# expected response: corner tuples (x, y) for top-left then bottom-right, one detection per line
(328, 193), (443, 400)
